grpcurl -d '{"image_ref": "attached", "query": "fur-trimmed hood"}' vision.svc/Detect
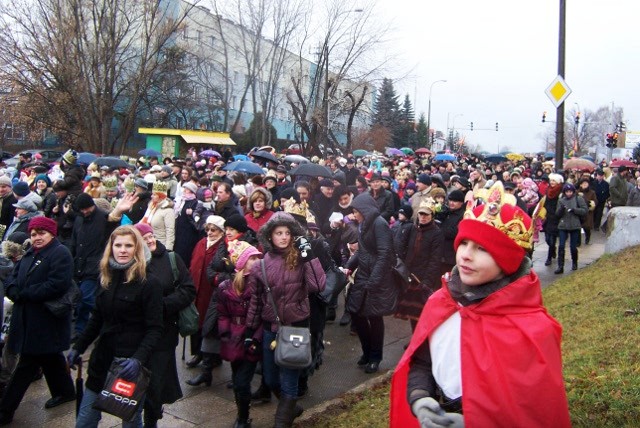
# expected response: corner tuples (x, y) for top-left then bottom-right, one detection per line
(249, 187), (273, 211)
(258, 212), (305, 253)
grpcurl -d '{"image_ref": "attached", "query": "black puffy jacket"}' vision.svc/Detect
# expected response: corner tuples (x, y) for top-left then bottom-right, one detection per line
(347, 193), (398, 317)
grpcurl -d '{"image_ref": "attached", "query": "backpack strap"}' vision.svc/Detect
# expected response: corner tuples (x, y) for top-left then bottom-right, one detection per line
(168, 251), (179, 284)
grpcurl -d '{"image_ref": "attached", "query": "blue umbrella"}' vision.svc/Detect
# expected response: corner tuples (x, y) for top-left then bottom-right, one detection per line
(223, 161), (264, 175)
(433, 153), (457, 162)
(233, 154), (250, 161)
(544, 152), (555, 160)
(138, 148), (161, 157)
(77, 152), (98, 165)
(485, 154), (508, 163)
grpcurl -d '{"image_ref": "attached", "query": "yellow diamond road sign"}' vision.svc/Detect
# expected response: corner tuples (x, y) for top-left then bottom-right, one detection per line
(545, 75), (571, 108)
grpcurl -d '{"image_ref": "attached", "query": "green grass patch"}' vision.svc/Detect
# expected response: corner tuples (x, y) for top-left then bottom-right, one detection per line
(306, 246), (640, 427)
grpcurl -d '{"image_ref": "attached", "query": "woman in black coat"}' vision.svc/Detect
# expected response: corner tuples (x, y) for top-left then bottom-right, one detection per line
(68, 225), (163, 428)
(173, 183), (202, 269)
(0, 217), (76, 425)
(395, 200), (444, 331)
(347, 193), (398, 374)
(134, 223), (196, 427)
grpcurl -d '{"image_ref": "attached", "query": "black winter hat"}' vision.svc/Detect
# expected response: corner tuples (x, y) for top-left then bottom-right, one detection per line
(448, 189), (465, 202)
(74, 193), (96, 210)
(398, 204), (413, 218)
(13, 181), (30, 197)
(224, 214), (249, 233)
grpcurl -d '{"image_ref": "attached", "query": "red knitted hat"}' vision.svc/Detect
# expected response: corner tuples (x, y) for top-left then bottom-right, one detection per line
(454, 184), (533, 276)
(28, 216), (58, 237)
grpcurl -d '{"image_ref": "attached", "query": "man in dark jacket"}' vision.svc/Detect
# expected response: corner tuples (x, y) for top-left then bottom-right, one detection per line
(312, 178), (338, 236)
(0, 176), (16, 232)
(344, 158), (360, 186)
(438, 189), (465, 275)
(347, 193), (398, 374)
(368, 174), (394, 221)
(59, 150), (86, 196)
(127, 178), (152, 224)
(69, 193), (136, 340)
(592, 169), (610, 231)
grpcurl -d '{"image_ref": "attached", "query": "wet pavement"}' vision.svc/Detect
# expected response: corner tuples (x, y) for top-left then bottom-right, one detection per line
(10, 230), (607, 427)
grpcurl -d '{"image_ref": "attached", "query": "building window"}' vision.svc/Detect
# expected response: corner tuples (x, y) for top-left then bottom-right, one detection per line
(210, 36), (216, 46)
(183, 26), (188, 40)
(196, 30), (202, 45)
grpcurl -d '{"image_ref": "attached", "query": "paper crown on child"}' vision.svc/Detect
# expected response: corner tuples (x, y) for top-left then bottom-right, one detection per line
(152, 181), (168, 195)
(455, 181), (534, 275)
(123, 177), (135, 193)
(102, 176), (118, 191)
(282, 197), (308, 219)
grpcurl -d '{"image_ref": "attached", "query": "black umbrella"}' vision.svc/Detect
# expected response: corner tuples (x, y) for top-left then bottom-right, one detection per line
(223, 161), (264, 175)
(94, 157), (130, 168)
(75, 359), (83, 415)
(485, 154), (508, 164)
(290, 163), (332, 178)
(250, 150), (278, 164)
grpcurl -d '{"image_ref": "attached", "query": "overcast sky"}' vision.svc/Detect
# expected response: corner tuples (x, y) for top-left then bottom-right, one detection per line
(377, 0), (639, 154)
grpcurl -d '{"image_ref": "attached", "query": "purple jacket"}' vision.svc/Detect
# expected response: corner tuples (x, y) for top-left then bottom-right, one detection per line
(246, 252), (325, 332)
(217, 279), (262, 362)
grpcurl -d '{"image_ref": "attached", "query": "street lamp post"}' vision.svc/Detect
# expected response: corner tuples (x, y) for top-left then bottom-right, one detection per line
(426, 79), (447, 148)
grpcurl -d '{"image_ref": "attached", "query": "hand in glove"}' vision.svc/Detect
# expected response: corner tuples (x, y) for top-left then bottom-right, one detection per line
(295, 236), (315, 262)
(412, 397), (457, 428)
(119, 358), (141, 381)
(66, 349), (81, 369)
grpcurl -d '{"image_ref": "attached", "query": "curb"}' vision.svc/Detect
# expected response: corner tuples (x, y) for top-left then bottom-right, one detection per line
(295, 369), (394, 424)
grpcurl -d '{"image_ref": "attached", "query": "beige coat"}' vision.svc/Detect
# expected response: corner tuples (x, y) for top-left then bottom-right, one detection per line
(148, 199), (176, 250)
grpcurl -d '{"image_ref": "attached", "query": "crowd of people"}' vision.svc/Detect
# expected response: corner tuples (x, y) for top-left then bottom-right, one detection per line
(0, 146), (636, 427)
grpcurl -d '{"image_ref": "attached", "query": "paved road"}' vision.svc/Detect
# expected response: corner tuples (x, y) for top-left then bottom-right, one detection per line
(10, 230), (606, 427)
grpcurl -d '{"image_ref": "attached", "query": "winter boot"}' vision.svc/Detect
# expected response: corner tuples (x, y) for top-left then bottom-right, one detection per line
(274, 397), (301, 428)
(185, 370), (212, 387)
(297, 375), (309, 398)
(571, 249), (579, 271)
(233, 396), (252, 428)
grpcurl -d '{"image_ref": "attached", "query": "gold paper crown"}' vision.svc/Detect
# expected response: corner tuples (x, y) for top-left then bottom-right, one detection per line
(152, 180), (168, 194)
(103, 176), (118, 190)
(123, 177), (135, 193)
(305, 210), (317, 226)
(417, 197), (436, 213)
(463, 181), (534, 250)
(282, 198), (308, 218)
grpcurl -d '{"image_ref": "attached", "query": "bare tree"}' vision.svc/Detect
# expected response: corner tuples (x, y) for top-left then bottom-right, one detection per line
(0, 0), (196, 154)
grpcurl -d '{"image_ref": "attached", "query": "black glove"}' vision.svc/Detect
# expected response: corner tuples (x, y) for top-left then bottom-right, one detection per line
(119, 358), (141, 381)
(219, 331), (231, 341)
(66, 349), (81, 369)
(295, 236), (315, 262)
(5, 285), (21, 303)
(246, 339), (260, 356)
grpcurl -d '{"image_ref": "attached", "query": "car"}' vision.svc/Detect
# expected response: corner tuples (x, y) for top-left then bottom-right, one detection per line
(1, 151), (14, 161)
(3, 149), (64, 168)
(283, 144), (302, 155)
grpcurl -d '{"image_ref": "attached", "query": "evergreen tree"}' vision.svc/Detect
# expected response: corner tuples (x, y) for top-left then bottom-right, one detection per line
(416, 113), (429, 148)
(398, 94), (416, 147)
(234, 112), (277, 153)
(371, 78), (401, 146)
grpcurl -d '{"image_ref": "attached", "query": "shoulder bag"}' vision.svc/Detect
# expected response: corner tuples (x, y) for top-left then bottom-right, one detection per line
(261, 260), (312, 370)
(24, 254), (80, 319)
(168, 251), (199, 337)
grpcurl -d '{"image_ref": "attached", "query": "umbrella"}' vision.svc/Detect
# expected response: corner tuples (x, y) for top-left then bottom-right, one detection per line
(283, 155), (310, 165)
(75, 360), (83, 416)
(506, 153), (525, 161)
(94, 157), (130, 168)
(138, 148), (161, 157)
(400, 147), (415, 155)
(609, 159), (636, 168)
(415, 148), (432, 155)
(352, 149), (369, 157)
(200, 149), (221, 158)
(544, 152), (555, 160)
(77, 152), (98, 165)
(564, 157), (597, 172)
(290, 163), (332, 178)
(580, 155), (595, 162)
(233, 154), (250, 161)
(223, 161), (265, 175)
(433, 153), (457, 162)
(257, 145), (276, 154)
(386, 148), (404, 157)
(250, 150), (278, 164)
(485, 154), (509, 164)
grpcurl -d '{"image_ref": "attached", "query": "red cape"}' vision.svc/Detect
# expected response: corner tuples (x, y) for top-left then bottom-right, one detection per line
(390, 271), (571, 428)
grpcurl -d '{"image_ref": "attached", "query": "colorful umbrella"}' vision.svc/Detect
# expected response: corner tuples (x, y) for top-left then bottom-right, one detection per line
(233, 154), (250, 161)
(352, 149), (369, 157)
(506, 153), (525, 161)
(400, 147), (415, 155)
(433, 153), (457, 162)
(609, 159), (636, 168)
(564, 157), (597, 172)
(200, 149), (221, 158)
(415, 148), (432, 155)
(386, 148), (404, 157)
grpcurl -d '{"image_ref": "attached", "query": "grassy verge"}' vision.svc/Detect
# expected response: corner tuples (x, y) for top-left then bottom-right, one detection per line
(305, 246), (640, 427)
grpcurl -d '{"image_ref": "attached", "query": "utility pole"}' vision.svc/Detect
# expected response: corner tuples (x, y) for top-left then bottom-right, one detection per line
(555, 0), (566, 170)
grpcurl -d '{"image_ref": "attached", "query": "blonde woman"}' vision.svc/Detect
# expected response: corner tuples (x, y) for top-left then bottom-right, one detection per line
(140, 181), (175, 250)
(67, 226), (163, 428)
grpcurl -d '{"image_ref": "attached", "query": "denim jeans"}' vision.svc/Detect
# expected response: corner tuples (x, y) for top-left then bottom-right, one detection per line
(231, 360), (257, 402)
(76, 387), (144, 428)
(262, 329), (300, 399)
(75, 279), (98, 336)
(558, 229), (580, 261)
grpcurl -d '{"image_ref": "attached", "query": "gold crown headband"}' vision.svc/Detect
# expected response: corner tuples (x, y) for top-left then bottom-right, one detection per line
(152, 181), (168, 194)
(282, 198), (308, 218)
(463, 181), (534, 250)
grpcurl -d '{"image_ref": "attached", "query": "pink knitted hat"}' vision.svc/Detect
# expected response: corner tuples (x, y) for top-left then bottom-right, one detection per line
(228, 241), (262, 272)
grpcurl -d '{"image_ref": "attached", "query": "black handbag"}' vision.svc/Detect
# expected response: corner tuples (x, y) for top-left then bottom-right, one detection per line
(261, 260), (312, 370)
(93, 358), (150, 422)
(44, 280), (81, 318)
(392, 256), (412, 293)
(168, 251), (199, 337)
(318, 264), (347, 304)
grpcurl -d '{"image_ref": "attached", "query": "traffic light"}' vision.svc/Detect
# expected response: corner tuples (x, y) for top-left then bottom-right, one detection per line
(618, 121), (627, 132)
(431, 132), (435, 144)
(575, 112), (580, 125)
(495, 122), (499, 131)
(542, 112), (546, 123)
(470, 122), (473, 131)
(606, 133), (618, 148)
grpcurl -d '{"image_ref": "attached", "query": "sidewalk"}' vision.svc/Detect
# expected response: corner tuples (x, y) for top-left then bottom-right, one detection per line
(11, 230), (607, 427)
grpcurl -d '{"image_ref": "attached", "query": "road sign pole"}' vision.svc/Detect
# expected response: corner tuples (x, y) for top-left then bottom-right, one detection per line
(555, 0), (566, 170)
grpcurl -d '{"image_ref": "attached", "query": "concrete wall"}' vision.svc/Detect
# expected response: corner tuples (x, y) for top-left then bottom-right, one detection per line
(604, 207), (640, 254)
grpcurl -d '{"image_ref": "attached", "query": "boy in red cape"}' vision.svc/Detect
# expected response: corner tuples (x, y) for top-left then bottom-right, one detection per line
(390, 182), (571, 428)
